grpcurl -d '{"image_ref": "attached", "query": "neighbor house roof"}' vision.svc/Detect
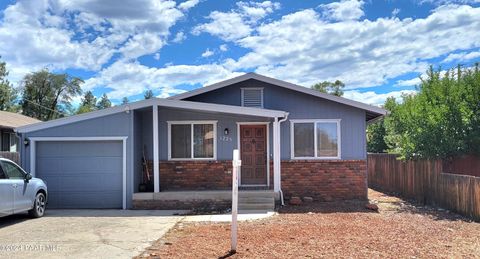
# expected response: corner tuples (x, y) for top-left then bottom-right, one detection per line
(16, 98), (288, 133)
(0, 111), (41, 129)
(168, 72), (387, 122)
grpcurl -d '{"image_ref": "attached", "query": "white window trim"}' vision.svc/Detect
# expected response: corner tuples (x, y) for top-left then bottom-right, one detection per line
(290, 119), (341, 160)
(28, 136), (128, 210)
(236, 122), (270, 187)
(241, 87), (264, 108)
(167, 120), (218, 161)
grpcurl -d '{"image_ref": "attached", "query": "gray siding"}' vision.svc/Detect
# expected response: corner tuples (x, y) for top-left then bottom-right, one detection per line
(186, 79), (367, 160)
(136, 107), (273, 161)
(20, 112), (134, 208)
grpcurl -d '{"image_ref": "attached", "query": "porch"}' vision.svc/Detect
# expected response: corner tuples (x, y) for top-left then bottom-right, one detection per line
(130, 102), (287, 209)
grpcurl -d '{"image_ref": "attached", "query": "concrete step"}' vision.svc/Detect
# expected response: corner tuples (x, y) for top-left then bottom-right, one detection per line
(239, 197), (274, 203)
(238, 203), (274, 211)
(238, 192), (274, 198)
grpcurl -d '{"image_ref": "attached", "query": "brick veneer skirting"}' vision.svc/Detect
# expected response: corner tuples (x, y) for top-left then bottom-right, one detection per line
(281, 160), (367, 201)
(146, 160), (366, 201)
(132, 199), (230, 211)
(151, 160), (233, 191)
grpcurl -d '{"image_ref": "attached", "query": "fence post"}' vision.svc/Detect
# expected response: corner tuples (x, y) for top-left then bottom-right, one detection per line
(231, 149), (241, 253)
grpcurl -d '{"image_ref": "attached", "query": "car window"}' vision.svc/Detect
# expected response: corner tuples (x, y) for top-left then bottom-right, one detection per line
(1, 161), (25, 179)
(0, 163), (6, 179)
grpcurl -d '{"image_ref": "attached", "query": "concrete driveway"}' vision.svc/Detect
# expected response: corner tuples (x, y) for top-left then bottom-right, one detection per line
(0, 210), (185, 259)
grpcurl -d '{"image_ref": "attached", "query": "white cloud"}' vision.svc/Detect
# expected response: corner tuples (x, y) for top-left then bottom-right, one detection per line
(83, 61), (243, 99)
(418, 0), (480, 5)
(0, 0), (190, 84)
(395, 77), (422, 87)
(156, 88), (187, 98)
(319, 0), (365, 21)
(172, 31), (187, 43)
(192, 1), (280, 41)
(236, 1), (281, 22)
(192, 11), (252, 41)
(118, 32), (165, 60)
(442, 50), (480, 63)
(344, 89), (417, 106)
(154, 53), (160, 60)
(224, 4), (480, 89)
(220, 44), (228, 52)
(178, 0), (200, 11)
(392, 8), (401, 17)
(201, 49), (214, 58)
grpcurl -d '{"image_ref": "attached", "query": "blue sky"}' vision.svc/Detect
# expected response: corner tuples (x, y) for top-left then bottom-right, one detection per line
(0, 0), (479, 106)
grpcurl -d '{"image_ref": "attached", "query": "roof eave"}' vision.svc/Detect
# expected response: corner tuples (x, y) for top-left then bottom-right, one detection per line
(16, 98), (287, 134)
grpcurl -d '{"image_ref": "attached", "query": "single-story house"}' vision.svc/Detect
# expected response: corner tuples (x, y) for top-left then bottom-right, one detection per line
(0, 111), (40, 152)
(16, 73), (386, 210)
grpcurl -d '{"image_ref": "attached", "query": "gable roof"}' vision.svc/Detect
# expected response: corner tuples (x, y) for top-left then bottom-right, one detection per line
(169, 73), (387, 121)
(0, 111), (41, 129)
(16, 98), (288, 133)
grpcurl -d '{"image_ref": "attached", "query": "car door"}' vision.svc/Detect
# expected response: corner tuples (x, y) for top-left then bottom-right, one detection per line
(0, 164), (13, 216)
(0, 160), (33, 213)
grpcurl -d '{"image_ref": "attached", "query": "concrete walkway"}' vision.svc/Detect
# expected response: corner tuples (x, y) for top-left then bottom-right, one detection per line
(0, 210), (185, 259)
(183, 211), (276, 222)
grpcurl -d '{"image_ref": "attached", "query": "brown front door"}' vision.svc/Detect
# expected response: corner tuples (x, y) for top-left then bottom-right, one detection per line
(240, 124), (267, 185)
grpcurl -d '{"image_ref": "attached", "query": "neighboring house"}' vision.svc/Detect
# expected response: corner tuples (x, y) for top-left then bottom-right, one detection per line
(15, 73), (386, 210)
(0, 111), (40, 152)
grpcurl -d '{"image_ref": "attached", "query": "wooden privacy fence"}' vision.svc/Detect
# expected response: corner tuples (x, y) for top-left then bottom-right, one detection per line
(0, 151), (20, 164)
(368, 154), (480, 221)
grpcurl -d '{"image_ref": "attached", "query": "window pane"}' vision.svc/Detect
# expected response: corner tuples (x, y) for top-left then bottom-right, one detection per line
(171, 124), (191, 158)
(1, 161), (24, 179)
(10, 133), (17, 152)
(316, 122), (338, 157)
(293, 123), (314, 157)
(194, 124), (214, 158)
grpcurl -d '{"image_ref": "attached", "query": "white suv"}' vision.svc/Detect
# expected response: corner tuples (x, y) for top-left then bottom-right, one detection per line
(0, 158), (48, 218)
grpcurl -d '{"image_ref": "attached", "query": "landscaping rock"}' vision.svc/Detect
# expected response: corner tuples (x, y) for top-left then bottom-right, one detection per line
(303, 197), (313, 203)
(323, 196), (333, 202)
(289, 197), (302, 205)
(365, 203), (379, 211)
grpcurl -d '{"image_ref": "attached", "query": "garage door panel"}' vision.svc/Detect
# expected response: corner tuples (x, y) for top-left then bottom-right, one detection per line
(37, 141), (123, 157)
(38, 157), (122, 173)
(47, 191), (122, 209)
(36, 141), (123, 209)
(43, 173), (122, 192)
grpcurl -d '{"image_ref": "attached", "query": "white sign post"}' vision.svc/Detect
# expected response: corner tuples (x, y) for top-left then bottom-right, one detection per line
(231, 149), (241, 253)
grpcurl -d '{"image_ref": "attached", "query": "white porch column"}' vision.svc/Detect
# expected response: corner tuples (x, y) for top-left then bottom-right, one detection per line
(273, 118), (281, 192)
(153, 105), (160, 193)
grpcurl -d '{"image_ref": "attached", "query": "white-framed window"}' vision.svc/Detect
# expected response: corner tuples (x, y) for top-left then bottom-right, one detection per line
(290, 119), (341, 159)
(9, 133), (18, 152)
(167, 121), (217, 160)
(241, 88), (264, 108)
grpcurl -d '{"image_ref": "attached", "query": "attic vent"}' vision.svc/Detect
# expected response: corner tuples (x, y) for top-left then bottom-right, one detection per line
(241, 88), (264, 108)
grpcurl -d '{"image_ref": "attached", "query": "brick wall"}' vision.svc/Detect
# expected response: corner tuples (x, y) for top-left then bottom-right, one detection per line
(151, 160), (233, 191)
(281, 160), (367, 201)
(133, 199), (231, 211)
(147, 160), (366, 200)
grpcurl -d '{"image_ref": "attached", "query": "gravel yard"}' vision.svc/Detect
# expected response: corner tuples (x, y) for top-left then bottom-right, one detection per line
(138, 189), (480, 258)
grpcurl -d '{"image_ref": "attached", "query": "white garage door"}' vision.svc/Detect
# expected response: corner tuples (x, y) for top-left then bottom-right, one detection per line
(35, 140), (123, 209)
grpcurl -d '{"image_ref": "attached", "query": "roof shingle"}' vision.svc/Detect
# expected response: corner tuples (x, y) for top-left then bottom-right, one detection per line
(0, 111), (41, 129)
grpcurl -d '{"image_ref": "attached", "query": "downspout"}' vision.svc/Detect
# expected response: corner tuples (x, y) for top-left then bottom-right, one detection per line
(277, 113), (289, 206)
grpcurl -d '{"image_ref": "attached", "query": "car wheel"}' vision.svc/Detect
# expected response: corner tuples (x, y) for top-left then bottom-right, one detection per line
(28, 192), (46, 218)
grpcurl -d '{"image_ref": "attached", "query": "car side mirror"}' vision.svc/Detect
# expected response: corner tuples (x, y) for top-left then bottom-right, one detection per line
(25, 173), (33, 183)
